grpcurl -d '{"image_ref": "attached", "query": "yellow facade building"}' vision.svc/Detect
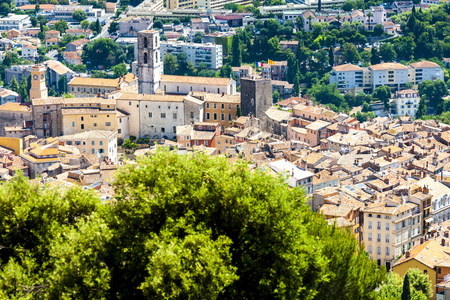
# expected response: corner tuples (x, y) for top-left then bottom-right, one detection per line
(191, 92), (240, 127)
(68, 73), (137, 98)
(392, 239), (450, 300)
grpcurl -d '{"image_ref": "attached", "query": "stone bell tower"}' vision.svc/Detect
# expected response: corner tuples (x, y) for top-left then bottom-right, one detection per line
(137, 30), (161, 94)
(30, 64), (48, 100)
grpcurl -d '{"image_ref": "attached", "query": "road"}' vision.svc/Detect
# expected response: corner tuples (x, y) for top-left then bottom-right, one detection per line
(93, 13), (115, 40)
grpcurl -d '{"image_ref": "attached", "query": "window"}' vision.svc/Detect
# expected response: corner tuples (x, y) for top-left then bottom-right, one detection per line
(386, 235), (390, 243)
(100, 141), (103, 146)
(377, 234), (381, 242)
(439, 268), (442, 274)
(92, 141), (95, 145)
(81, 117), (84, 121)
(149, 112), (152, 118)
(81, 124), (84, 130)
(94, 123), (97, 127)
(221, 114), (224, 121)
(368, 221), (372, 229)
(221, 104), (224, 109)
(386, 247), (390, 256)
(173, 113), (177, 119)
(206, 103), (210, 109)
(368, 246), (372, 254)
(161, 127), (165, 133)
(173, 126), (176, 133)
(228, 114), (232, 121)
(213, 113), (217, 120)
(92, 149), (95, 154)
(377, 222), (381, 230)
(190, 112), (194, 118)
(144, 52), (148, 64)
(377, 247), (381, 255)
(177, 86), (179, 93)
(72, 121), (75, 127)
(105, 122), (111, 126)
(229, 104), (231, 110)
(386, 223), (390, 231)
(368, 233), (372, 241)
(396, 223), (399, 230)
(206, 113), (210, 120)
(213, 103), (217, 109)
(161, 113), (166, 118)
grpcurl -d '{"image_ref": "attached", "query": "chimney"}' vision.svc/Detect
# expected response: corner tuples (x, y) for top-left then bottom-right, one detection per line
(405, 251), (410, 258)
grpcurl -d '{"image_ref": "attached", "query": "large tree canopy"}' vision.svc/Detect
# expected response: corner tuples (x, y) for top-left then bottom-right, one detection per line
(0, 151), (386, 299)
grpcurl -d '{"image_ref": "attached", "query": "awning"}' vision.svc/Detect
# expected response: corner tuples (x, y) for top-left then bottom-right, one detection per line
(425, 217), (434, 223)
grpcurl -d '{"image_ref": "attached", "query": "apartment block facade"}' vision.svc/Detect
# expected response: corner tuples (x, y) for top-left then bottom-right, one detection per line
(160, 41), (223, 70)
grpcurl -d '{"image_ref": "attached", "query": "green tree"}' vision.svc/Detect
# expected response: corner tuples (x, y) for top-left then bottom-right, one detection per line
(108, 21), (119, 34)
(18, 76), (28, 103)
(194, 31), (203, 43)
(402, 273), (411, 300)
(219, 64), (232, 78)
(72, 9), (87, 22)
(272, 89), (280, 103)
(231, 35), (242, 67)
(407, 268), (433, 299)
(8, 76), (19, 93)
(82, 38), (120, 68)
(163, 53), (178, 75)
(293, 73), (300, 97)
(328, 46), (334, 67)
(371, 47), (381, 65)
(30, 16), (38, 27)
(58, 75), (67, 95)
(379, 43), (397, 62)
(373, 85), (392, 109)
(72, 64), (87, 73)
(374, 23), (385, 36)
(236, 105), (242, 117)
(341, 42), (360, 64)
(53, 19), (68, 34)
(81, 20), (90, 30)
(160, 34), (168, 41)
(154, 19), (163, 29)
(267, 36), (281, 57)
(113, 63), (128, 78)
(419, 79), (447, 114)
(416, 95), (427, 119)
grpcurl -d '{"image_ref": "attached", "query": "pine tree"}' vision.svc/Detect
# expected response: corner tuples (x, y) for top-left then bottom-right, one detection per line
(293, 73), (300, 97)
(401, 273), (411, 300)
(371, 47), (381, 65)
(95, 18), (101, 34)
(415, 95), (427, 119)
(231, 34), (242, 67)
(328, 46), (334, 67)
(9, 76), (19, 93)
(236, 105), (242, 117)
(58, 75), (67, 95)
(18, 76), (28, 103)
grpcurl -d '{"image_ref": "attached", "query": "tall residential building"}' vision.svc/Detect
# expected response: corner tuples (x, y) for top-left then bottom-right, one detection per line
(167, 0), (251, 10)
(137, 30), (162, 94)
(390, 89), (420, 117)
(329, 61), (444, 92)
(160, 41), (223, 70)
(0, 14), (30, 30)
(363, 201), (422, 270)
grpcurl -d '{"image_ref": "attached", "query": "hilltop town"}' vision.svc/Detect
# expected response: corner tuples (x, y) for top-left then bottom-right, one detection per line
(3, 0), (450, 298)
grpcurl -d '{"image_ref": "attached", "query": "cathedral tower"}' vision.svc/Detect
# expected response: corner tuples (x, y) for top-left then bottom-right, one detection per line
(137, 30), (161, 94)
(30, 65), (48, 100)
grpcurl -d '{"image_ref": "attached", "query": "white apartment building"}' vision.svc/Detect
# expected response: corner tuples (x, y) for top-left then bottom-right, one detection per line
(363, 201), (422, 270)
(59, 130), (118, 163)
(160, 41), (223, 70)
(21, 44), (37, 58)
(366, 6), (387, 30)
(52, 5), (104, 21)
(409, 61), (444, 84)
(390, 89), (420, 117)
(329, 64), (365, 93)
(417, 177), (450, 225)
(330, 61), (444, 92)
(0, 14), (30, 30)
(370, 63), (410, 90)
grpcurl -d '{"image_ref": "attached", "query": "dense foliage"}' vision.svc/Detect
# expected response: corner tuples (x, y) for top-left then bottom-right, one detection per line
(0, 150), (386, 299)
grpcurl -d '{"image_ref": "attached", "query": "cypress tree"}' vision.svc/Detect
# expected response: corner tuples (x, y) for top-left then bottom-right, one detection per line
(401, 273), (411, 300)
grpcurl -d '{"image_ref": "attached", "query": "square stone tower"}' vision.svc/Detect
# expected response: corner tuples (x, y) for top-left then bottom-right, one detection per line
(240, 76), (272, 119)
(30, 65), (48, 100)
(137, 30), (161, 94)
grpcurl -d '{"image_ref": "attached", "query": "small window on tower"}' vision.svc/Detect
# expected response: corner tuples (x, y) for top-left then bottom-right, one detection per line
(144, 52), (148, 64)
(144, 37), (148, 48)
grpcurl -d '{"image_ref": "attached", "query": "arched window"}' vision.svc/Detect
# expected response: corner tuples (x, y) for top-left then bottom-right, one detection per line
(155, 51), (158, 63)
(144, 37), (148, 48)
(155, 37), (158, 47)
(144, 52), (148, 64)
